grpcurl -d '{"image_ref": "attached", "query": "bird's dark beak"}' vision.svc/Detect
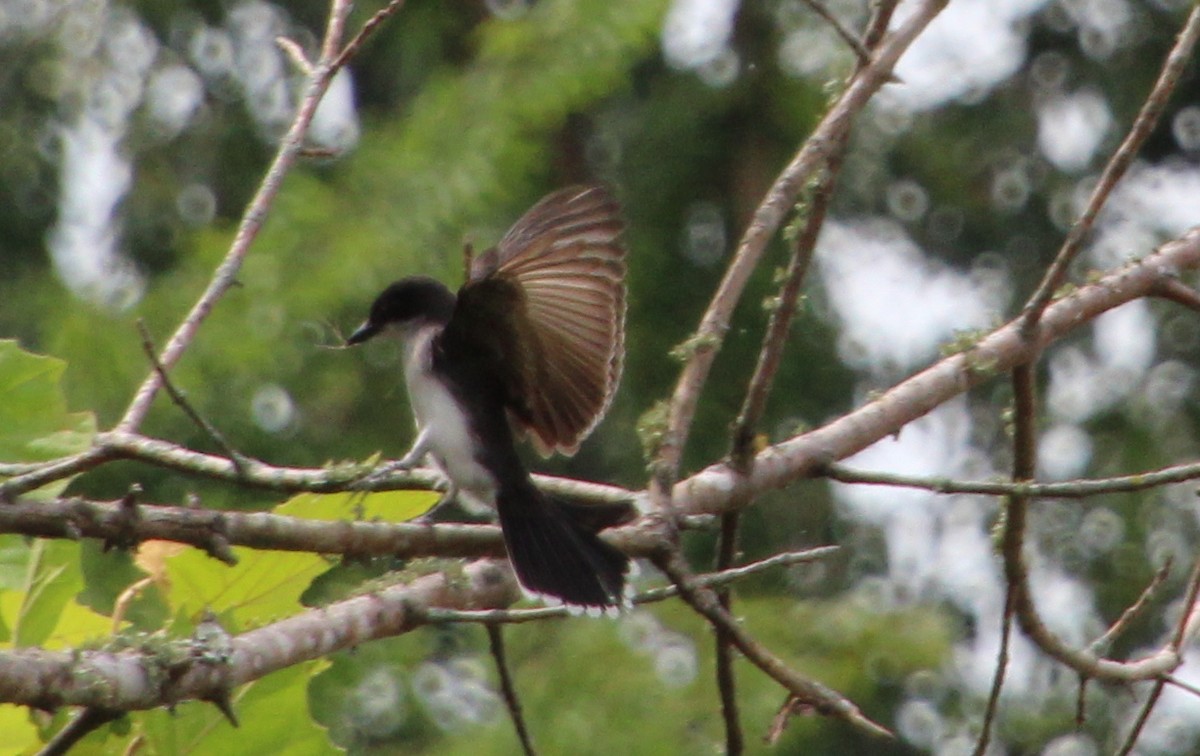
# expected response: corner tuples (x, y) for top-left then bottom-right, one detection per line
(346, 320), (380, 346)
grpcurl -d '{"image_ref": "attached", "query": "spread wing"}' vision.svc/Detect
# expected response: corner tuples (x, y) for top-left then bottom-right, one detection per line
(461, 185), (626, 456)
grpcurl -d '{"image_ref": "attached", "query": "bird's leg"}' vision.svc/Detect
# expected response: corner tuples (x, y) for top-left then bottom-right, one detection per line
(364, 427), (436, 480)
(360, 428), (433, 484)
(395, 427), (432, 469)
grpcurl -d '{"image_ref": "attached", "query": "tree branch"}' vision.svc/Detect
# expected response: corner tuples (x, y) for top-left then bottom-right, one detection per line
(0, 548), (837, 712)
(0, 493), (660, 561)
(136, 321), (250, 475)
(487, 625), (536, 756)
(116, 0), (362, 433)
(651, 0), (949, 498)
(0, 560), (518, 712)
(1021, 3), (1200, 330)
(421, 547), (838, 623)
(38, 707), (122, 756)
(824, 460), (1200, 499)
(672, 226), (1200, 516)
(712, 512), (743, 755)
(2, 428), (635, 503)
(651, 550), (892, 739)
(973, 586), (1015, 756)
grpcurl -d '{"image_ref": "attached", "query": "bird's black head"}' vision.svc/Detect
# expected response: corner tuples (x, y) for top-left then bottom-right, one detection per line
(346, 276), (456, 345)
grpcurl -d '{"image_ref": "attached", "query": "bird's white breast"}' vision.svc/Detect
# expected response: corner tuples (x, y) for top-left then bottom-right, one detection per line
(403, 326), (497, 504)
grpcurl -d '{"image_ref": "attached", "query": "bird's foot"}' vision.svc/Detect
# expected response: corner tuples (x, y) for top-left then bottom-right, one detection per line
(357, 456), (422, 488)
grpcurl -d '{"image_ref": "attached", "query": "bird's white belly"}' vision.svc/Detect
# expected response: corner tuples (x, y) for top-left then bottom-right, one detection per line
(403, 333), (496, 504)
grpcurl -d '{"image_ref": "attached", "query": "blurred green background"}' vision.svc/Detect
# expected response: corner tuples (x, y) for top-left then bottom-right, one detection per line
(2, 0), (1200, 753)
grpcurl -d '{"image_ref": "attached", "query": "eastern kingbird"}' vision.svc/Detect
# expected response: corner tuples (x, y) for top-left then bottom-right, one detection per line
(347, 185), (632, 613)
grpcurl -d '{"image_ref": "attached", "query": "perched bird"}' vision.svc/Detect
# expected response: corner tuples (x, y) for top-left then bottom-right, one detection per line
(347, 185), (632, 613)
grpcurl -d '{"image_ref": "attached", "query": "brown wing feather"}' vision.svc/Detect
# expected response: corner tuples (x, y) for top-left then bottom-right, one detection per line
(472, 185), (626, 457)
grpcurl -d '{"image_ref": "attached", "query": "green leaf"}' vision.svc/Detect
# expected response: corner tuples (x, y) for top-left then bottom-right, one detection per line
(134, 660), (336, 755)
(159, 545), (329, 631)
(0, 535), (31, 592)
(0, 703), (41, 755)
(0, 339), (96, 461)
(274, 490), (441, 523)
(78, 542), (169, 631)
(0, 536), (110, 651)
(3, 539), (84, 648)
(0, 340), (96, 497)
(309, 638), (431, 751)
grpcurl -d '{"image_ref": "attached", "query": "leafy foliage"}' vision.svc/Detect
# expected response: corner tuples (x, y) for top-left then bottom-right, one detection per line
(0, 340), (96, 496)
(0, 0), (1196, 752)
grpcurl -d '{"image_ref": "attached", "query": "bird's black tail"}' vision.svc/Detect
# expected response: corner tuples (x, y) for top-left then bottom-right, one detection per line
(495, 482), (632, 613)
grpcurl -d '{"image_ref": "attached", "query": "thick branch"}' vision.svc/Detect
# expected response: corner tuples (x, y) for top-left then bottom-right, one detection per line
(653, 0), (949, 490)
(5, 233), (1198, 537)
(673, 227), (1200, 515)
(1021, 4), (1200, 328)
(0, 560), (516, 712)
(0, 494), (664, 560)
(0, 548), (837, 712)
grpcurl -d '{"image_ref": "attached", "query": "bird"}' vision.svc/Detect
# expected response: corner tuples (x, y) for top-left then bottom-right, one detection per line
(346, 185), (633, 613)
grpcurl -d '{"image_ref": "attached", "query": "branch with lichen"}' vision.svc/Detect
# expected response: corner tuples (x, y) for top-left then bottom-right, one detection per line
(650, 0), (950, 504)
(673, 225), (1200, 516)
(4, 230), (1199, 538)
(0, 549), (837, 713)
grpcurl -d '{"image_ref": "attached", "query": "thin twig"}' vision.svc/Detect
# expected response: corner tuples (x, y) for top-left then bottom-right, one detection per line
(0, 461), (50, 476)
(1021, 4), (1200, 331)
(973, 585), (1015, 756)
(1118, 560), (1200, 754)
(0, 449), (109, 499)
(37, 707), (121, 756)
(861, 1), (901, 51)
(729, 130), (844, 468)
(800, 0), (873, 66)
(650, 0), (949, 506)
(423, 547), (841, 625)
(1088, 558), (1173, 656)
(984, 362), (1040, 751)
(1169, 557), (1200, 651)
(1115, 681), (1166, 756)
(1121, 561), (1200, 752)
(333, 0), (408, 70)
(1163, 674), (1200, 699)
(824, 461), (1200, 500)
(111, 576), (156, 633)
(999, 364), (1188, 684)
(487, 625), (536, 756)
(998, 26), (1198, 701)
(714, 59), (854, 746)
(713, 512), (743, 756)
(115, 0), (360, 433)
(652, 550), (892, 739)
(275, 36), (313, 75)
(1152, 277), (1200, 312)
(1076, 675), (1089, 728)
(1000, 364), (1044, 652)
(23, 430), (631, 505)
(136, 321), (250, 475)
